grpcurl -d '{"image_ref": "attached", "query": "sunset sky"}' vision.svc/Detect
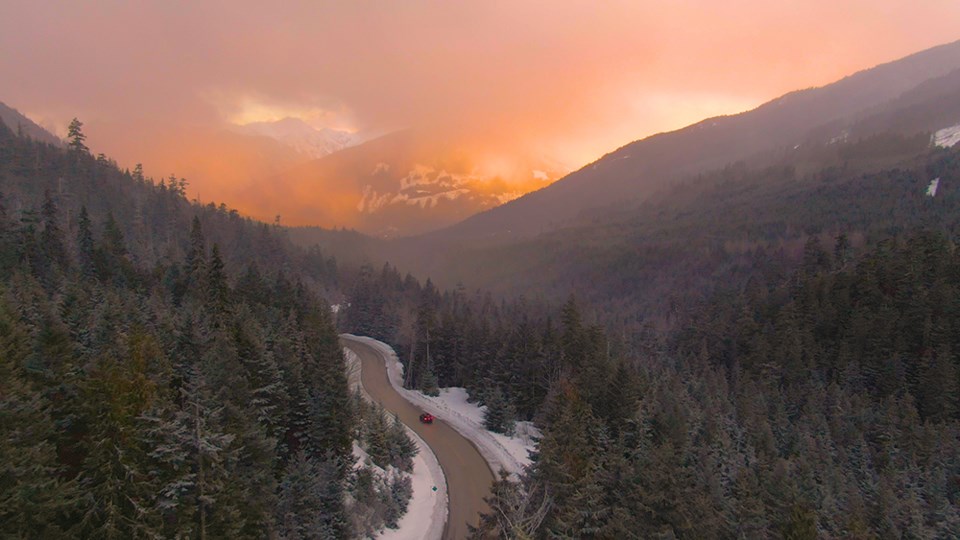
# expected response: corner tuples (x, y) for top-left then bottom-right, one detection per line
(2, 1), (960, 203)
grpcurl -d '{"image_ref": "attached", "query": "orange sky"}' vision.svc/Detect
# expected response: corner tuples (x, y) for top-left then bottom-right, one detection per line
(2, 1), (960, 175)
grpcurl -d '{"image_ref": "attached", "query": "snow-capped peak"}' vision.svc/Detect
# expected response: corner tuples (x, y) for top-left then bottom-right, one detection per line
(236, 117), (355, 159)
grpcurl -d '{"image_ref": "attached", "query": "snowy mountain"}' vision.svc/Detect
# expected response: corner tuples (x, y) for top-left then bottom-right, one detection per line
(235, 117), (355, 159)
(248, 130), (563, 237)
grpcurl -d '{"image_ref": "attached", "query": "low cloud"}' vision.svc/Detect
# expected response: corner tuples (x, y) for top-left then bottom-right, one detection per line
(2, 1), (959, 188)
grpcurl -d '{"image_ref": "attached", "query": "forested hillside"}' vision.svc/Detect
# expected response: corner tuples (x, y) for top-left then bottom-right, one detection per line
(0, 121), (395, 537)
(466, 228), (960, 538)
(417, 40), (960, 241)
(396, 136), (959, 345)
(7, 103), (960, 540)
(340, 141), (960, 538)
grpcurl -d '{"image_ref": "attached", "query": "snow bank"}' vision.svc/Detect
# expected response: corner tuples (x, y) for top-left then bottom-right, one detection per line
(421, 387), (538, 471)
(343, 335), (538, 478)
(377, 429), (444, 540)
(934, 123), (960, 148)
(344, 347), (447, 540)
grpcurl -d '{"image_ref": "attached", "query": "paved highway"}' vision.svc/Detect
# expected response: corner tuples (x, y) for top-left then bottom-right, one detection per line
(341, 336), (494, 540)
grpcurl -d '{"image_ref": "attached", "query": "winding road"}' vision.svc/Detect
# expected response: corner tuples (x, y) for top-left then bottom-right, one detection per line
(341, 336), (494, 540)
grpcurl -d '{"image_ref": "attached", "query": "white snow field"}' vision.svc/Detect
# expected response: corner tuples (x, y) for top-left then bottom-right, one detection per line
(933, 123), (960, 148)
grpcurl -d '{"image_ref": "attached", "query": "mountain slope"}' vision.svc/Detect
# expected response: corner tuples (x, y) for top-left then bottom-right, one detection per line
(433, 39), (960, 241)
(0, 102), (62, 146)
(252, 129), (562, 237)
(324, 67), (956, 332)
(0, 116), (358, 537)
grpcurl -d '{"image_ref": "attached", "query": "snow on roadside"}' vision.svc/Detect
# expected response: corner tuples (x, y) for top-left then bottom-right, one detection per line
(422, 387), (539, 471)
(377, 428), (444, 540)
(344, 347), (446, 540)
(343, 335), (538, 478)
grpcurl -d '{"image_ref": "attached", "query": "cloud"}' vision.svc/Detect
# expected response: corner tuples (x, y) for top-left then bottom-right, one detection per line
(2, 1), (959, 173)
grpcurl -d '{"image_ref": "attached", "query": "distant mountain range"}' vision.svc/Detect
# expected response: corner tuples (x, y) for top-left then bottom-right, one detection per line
(288, 39), (960, 299)
(233, 117), (356, 160)
(250, 129), (563, 237)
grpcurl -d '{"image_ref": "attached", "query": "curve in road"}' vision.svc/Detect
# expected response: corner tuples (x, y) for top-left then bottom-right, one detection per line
(342, 336), (494, 540)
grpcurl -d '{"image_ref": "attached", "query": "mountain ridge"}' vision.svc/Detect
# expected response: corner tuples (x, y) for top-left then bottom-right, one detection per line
(425, 39), (960, 242)
(0, 102), (63, 147)
(254, 129), (562, 237)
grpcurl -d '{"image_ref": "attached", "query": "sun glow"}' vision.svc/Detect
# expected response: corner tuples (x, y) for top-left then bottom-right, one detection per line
(215, 94), (358, 132)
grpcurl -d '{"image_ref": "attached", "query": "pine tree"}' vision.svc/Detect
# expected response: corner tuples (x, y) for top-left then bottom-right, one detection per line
(385, 415), (417, 472)
(40, 189), (68, 272)
(67, 118), (89, 154)
(918, 344), (958, 421)
(206, 244), (230, 316)
(276, 451), (348, 539)
(0, 296), (74, 537)
(483, 387), (517, 435)
(99, 213), (130, 284)
(76, 206), (95, 277)
(364, 406), (390, 467)
(0, 192), (17, 272)
(185, 216), (206, 287)
(141, 367), (238, 539)
(75, 333), (161, 538)
(132, 163), (144, 183)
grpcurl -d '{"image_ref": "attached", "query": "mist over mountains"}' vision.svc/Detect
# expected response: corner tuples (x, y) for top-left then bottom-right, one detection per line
(293, 38), (960, 316)
(6, 26), (960, 539)
(233, 117), (356, 160)
(427, 39), (960, 242)
(257, 129), (564, 237)
(0, 102), (63, 147)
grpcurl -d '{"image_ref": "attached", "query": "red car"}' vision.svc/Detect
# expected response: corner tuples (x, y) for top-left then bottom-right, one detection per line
(419, 413), (435, 424)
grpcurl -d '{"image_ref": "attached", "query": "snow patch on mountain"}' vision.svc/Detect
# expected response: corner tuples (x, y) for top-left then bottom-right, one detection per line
(927, 178), (941, 197)
(236, 117), (355, 159)
(828, 129), (850, 145)
(357, 185), (397, 213)
(933, 124), (960, 148)
(356, 164), (513, 214)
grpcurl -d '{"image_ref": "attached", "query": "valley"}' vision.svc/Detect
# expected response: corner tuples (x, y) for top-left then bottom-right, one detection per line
(4, 7), (960, 539)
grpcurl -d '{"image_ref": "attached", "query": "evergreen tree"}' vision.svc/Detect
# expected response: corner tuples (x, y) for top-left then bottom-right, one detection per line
(76, 206), (95, 277)
(75, 332), (161, 538)
(206, 244), (230, 316)
(0, 296), (74, 537)
(185, 216), (206, 286)
(40, 189), (68, 272)
(483, 387), (517, 435)
(276, 451), (347, 540)
(67, 118), (89, 154)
